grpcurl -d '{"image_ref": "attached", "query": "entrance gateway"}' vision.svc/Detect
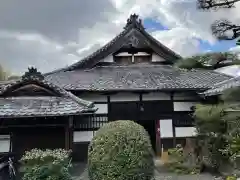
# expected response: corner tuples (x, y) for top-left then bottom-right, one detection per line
(108, 100), (174, 155)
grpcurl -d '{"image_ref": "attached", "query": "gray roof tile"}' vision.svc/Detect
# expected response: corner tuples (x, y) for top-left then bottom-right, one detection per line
(0, 77), (96, 118)
(201, 76), (240, 96)
(0, 96), (93, 118)
(45, 64), (231, 91)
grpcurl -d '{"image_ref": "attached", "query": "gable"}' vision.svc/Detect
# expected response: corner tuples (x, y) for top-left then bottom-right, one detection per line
(0, 67), (64, 98)
(88, 28), (178, 67)
(0, 81), (60, 97)
(60, 14), (182, 71)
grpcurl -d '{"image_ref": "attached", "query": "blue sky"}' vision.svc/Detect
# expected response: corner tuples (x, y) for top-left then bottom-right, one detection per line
(144, 18), (237, 54)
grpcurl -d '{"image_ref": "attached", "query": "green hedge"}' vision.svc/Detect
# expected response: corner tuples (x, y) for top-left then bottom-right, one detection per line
(88, 120), (154, 180)
(20, 148), (72, 180)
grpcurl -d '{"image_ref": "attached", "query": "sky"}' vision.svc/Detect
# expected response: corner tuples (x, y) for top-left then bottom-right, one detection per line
(1, 0), (240, 75)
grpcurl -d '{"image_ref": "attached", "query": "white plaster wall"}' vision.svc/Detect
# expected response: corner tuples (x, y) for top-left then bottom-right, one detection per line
(175, 127), (197, 137)
(110, 93), (139, 102)
(100, 54), (114, 62)
(142, 92), (170, 101)
(159, 120), (197, 138)
(159, 120), (173, 138)
(0, 135), (10, 152)
(78, 93), (107, 102)
(173, 92), (200, 100)
(94, 104), (108, 114)
(134, 52), (150, 56)
(151, 53), (166, 62)
(174, 102), (198, 111)
(115, 52), (132, 56)
(73, 131), (94, 142)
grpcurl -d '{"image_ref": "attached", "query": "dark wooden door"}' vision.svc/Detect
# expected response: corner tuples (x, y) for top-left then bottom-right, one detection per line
(136, 120), (156, 153)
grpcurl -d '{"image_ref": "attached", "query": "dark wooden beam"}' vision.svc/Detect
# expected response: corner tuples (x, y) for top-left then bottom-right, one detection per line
(156, 120), (161, 157)
(107, 95), (111, 121)
(65, 116), (73, 150)
(0, 124), (65, 128)
(171, 92), (176, 148)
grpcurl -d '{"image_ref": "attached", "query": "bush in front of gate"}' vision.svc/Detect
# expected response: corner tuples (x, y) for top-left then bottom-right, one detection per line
(88, 120), (154, 180)
(20, 148), (72, 180)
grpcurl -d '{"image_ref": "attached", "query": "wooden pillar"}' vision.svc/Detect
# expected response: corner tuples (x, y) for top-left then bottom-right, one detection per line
(172, 121), (176, 148)
(156, 120), (161, 157)
(107, 95), (111, 121)
(171, 92), (176, 148)
(69, 116), (74, 150)
(65, 116), (73, 150)
(138, 93), (143, 122)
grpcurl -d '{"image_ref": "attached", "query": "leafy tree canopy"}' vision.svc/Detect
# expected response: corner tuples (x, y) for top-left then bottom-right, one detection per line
(175, 52), (240, 69)
(194, 86), (240, 170)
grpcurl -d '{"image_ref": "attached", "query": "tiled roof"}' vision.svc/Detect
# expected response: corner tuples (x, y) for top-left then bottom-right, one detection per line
(201, 76), (240, 96)
(45, 64), (231, 91)
(0, 96), (94, 118)
(0, 75), (96, 118)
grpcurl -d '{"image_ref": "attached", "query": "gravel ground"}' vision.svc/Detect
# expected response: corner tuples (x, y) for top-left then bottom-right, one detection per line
(71, 165), (222, 180)
(154, 170), (223, 180)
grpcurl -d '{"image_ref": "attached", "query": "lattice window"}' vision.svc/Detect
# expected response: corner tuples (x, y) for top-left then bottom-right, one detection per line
(74, 115), (108, 130)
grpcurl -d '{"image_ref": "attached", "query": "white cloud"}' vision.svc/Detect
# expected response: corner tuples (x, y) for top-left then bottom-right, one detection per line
(105, 0), (240, 58)
(0, 32), (79, 74)
(1, 0), (240, 74)
(152, 27), (200, 57)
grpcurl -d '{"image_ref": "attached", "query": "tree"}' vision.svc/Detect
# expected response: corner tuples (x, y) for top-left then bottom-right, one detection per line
(175, 52), (240, 69)
(194, 86), (240, 172)
(0, 65), (8, 81)
(197, 0), (240, 44)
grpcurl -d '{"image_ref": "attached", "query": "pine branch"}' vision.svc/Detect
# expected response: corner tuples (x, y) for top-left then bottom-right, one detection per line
(197, 0), (240, 9)
(211, 19), (240, 40)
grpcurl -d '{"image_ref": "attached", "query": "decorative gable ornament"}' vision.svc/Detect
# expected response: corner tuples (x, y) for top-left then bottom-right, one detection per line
(127, 35), (139, 47)
(22, 67), (44, 81)
(124, 14), (145, 30)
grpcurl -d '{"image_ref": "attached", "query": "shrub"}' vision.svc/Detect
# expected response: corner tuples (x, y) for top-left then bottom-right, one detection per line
(165, 145), (201, 174)
(88, 120), (154, 180)
(20, 148), (72, 180)
(226, 176), (237, 180)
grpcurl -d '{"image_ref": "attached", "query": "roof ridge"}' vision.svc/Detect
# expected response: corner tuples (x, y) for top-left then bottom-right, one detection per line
(44, 28), (129, 76)
(0, 72), (94, 110)
(41, 79), (95, 108)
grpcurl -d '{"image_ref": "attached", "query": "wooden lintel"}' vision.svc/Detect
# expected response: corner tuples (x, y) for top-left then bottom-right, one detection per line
(0, 124), (65, 128)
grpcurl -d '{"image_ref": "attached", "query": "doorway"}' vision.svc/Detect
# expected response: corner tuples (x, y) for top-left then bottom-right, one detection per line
(136, 120), (156, 153)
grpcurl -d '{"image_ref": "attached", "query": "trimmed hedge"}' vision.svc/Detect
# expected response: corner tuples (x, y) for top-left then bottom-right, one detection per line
(20, 149), (72, 180)
(88, 120), (154, 180)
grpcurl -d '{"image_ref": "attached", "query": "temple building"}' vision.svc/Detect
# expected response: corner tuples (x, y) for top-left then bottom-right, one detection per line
(0, 14), (232, 161)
